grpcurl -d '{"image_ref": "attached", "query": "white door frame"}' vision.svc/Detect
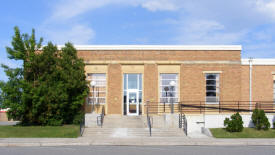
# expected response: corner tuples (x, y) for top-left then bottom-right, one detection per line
(126, 89), (139, 116)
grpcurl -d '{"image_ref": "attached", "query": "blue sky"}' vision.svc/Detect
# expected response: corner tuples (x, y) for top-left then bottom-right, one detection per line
(1, 0), (275, 81)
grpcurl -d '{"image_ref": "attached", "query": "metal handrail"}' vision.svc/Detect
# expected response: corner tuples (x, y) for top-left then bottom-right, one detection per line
(80, 115), (85, 136)
(145, 101), (275, 114)
(100, 106), (105, 127)
(179, 104), (187, 135)
(182, 114), (187, 135)
(145, 100), (275, 136)
(146, 101), (152, 136)
(179, 101), (275, 113)
(97, 106), (105, 127)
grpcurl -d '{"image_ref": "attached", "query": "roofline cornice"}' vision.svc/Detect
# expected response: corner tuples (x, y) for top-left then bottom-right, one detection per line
(56, 45), (242, 51)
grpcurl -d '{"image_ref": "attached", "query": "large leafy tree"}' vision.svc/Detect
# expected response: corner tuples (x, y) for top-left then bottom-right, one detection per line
(1, 27), (88, 125)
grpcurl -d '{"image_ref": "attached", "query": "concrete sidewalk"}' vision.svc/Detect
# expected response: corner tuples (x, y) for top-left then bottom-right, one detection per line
(1, 137), (275, 146)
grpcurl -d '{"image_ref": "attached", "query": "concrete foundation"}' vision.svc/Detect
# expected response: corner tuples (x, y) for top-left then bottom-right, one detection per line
(186, 114), (275, 134)
(149, 114), (179, 128)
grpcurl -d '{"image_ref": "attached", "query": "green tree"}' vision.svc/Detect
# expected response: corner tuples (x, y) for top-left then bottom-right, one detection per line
(59, 43), (88, 124)
(1, 26), (43, 124)
(252, 109), (270, 130)
(224, 112), (244, 132)
(0, 66), (23, 120)
(1, 26), (88, 125)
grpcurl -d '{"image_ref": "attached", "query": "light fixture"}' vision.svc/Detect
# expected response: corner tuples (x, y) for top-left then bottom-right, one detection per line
(90, 80), (96, 87)
(169, 80), (176, 86)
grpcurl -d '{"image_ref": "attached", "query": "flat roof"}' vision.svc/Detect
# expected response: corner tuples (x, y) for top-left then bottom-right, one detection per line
(242, 59), (275, 65)
(57, 45), (242, 51)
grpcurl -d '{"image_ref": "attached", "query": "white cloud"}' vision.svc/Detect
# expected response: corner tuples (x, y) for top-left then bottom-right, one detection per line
(50, 0), (182, 21)
(40, 0), (275, 60)
(255, 0), (275, 20)
(40, 0), (103, 44)
(141, 0), (181, 12)
(51, 0), (115, 21)
(174, 19), (247, 44)
(40, 24), (95, 44)
(42, 0), (183, 44)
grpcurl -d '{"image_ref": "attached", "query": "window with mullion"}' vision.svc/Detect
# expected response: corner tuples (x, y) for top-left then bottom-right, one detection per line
(87, 73), (106, 105)
(273, 80), (275, 103)
(205, 73), (220, 103)
(159, 73), (178, 104)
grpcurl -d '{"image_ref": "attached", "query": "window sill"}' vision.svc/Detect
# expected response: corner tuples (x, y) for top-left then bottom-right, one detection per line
(205, 102), (219, 104)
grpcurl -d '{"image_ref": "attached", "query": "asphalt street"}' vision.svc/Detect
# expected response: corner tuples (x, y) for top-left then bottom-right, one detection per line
(1, 146), (275, 155)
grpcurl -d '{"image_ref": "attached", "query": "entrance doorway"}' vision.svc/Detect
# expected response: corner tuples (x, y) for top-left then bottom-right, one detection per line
(123, 74), (142, 116)
(127, 90), (139, 115)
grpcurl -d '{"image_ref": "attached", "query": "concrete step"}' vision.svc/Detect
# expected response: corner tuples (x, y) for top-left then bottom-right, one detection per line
(82, 127), (186, 138)
(102, 115), (147, 128)
(84, 128), (183, 132)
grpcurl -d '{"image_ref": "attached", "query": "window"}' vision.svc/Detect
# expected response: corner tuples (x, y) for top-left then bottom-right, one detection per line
(205, 73), (220, 103)
(159, 74), (178, 103)
(273, 80), (275, 102)
(87, 73), (106, 104)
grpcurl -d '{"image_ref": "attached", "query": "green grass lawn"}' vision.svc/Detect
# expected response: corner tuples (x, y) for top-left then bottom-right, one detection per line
(210, 128), (275, 138)
(0, 125), (80, 138)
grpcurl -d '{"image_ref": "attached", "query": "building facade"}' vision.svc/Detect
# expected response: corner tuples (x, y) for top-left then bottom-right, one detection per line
(76, 45), (275, 116)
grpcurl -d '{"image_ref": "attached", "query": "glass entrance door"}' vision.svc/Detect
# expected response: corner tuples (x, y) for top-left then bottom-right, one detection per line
(123, 74), (142, 116)
(127, 91), (139, 115)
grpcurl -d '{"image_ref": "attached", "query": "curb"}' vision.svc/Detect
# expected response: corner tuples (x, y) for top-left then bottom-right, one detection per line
(1, 140), (275, 147)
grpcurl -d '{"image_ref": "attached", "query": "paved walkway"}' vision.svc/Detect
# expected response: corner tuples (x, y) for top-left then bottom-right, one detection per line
(1, 137), (275, 146)
(0, 121), (19, 126)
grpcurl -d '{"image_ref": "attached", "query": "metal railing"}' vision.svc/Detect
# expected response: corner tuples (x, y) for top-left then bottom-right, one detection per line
(179, 101), (275, 114)
(80, 115), (85, 136)
(97, 106), (105, 127)
(145, 101), (275, 114)
(179, 113), (187, 135)
(144, 101), (181, 114)
(178, 105), (187, 135)
(146, 101), (152, 136)
(146, 101), (275, 136)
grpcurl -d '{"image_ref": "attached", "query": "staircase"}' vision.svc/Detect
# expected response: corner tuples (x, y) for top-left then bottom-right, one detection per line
(83, 127), (185, 138)
(82, 115), (186, 138)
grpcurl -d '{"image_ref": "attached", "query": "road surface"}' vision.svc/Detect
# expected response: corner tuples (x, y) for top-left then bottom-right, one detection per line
(1, 146), (275, 155)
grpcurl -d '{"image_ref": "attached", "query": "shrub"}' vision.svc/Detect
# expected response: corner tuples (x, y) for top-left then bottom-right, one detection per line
(47, 118), (63, 126)
(224, 112), (244, 132)
(252, 109), (270, 130)
(273, 122), (275, 129)
(73, 112), (84, 125)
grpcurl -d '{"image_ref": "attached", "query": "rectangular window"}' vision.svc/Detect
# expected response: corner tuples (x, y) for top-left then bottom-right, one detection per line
(205, 73), (220, 103)
(159, 74), (178, 103)
(87, 73), (106, 105)
(273, 80), (275, 102)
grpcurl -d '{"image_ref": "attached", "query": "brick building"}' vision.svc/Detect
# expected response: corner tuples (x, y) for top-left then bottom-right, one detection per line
(76, 45), (275, 117)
